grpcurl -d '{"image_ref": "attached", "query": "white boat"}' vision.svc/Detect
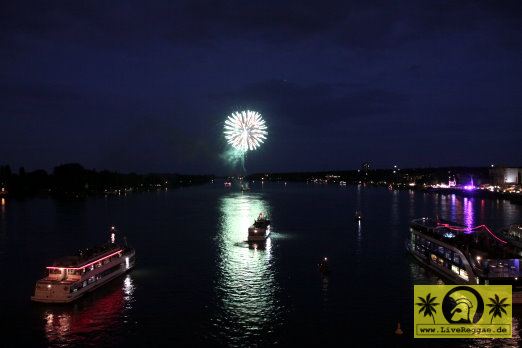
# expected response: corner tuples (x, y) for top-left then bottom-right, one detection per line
(31, 227), (135, 303)
(248, 213), (271, 242)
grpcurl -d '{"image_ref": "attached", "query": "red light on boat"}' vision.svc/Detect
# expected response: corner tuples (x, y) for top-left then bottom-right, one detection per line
(437, 223), (507, 244)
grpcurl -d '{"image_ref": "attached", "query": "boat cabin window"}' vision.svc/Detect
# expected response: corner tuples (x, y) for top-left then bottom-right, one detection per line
(459, 270), (469, 281)
(49, 269), (62, 275)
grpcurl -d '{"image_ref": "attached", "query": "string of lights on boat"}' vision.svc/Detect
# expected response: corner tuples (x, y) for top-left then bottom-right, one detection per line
(435, 222), (508, 244)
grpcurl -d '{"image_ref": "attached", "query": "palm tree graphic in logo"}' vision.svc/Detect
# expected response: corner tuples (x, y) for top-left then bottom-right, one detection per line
(417, 293), (440, 324)
(487, 294), (510, 324)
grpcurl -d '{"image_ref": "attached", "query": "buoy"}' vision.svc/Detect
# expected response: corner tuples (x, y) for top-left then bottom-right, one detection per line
(319, 257), (330, 275)
(395, 322), (403, 335)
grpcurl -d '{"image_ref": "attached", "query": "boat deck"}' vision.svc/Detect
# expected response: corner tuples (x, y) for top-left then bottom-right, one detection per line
(37, 278), (77, 285)
(51, 245), (122, 268)
(411, 218), (510, 259)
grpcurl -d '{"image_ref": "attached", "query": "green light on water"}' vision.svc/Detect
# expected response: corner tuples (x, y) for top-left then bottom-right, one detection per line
(214, 193), (281, 343)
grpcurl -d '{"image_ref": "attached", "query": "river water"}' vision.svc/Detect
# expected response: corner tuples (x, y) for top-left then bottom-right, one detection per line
(0, 183), (521, 347)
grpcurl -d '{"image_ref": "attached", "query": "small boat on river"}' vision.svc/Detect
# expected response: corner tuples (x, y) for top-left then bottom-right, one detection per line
(248, 213), (271, 242)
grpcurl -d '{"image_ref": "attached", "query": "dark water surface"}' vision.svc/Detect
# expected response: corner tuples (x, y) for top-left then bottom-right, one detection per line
(1, 183), (522, 347)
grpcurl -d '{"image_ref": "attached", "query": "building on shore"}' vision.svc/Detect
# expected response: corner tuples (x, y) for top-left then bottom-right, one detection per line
(489, 166), (522, 186)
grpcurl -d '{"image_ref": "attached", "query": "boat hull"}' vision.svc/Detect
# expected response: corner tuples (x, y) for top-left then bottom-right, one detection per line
(247, 233), (270, 242)
(247, 226), (270, 242)
(407, 243), (469, 284)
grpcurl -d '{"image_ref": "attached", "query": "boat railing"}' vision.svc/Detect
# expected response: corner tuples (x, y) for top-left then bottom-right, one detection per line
(55, 244), (120, 268)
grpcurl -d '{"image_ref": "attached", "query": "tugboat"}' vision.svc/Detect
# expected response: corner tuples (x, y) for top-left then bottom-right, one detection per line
(31, 227), (135, 303)
(248, 213), (271, 242)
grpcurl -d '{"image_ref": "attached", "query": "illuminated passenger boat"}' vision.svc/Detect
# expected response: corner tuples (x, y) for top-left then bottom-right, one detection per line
(248, 213), (271, 242)
(407, 218), (522, 303)
(31, 227), (135, 303)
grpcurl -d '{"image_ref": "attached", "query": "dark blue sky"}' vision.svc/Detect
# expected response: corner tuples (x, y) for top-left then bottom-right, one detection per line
(1, 1), (521, 174)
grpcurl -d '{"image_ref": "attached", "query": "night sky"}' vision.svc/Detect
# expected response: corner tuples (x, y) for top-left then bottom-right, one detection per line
(1, 1), (521, 174)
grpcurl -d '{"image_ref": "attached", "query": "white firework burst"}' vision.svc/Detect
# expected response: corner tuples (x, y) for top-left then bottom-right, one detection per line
(224, 110), (268, 152)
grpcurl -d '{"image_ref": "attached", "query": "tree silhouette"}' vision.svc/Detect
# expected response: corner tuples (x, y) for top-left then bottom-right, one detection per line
(487, 294), (510, 324)
(417, 293), (440, 324)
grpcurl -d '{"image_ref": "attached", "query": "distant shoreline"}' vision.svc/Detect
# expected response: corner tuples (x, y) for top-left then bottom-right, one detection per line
(0, 163), (213, 200)
(245, 166), (522, 204)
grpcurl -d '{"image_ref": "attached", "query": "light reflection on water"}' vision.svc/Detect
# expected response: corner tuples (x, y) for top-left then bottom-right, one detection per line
(355, 220), (362, 260)
(391, 189), (399, 226)
(463, 197), (475, 228)
(2, 185), (522, 347)
(43, 275), (135, 347)
(0, 198), (5, 231)
(212, 192), (283, 346)
(438, 194), (476, 228)
(450, 194), (457, 222)
(409, 190), (416, 217)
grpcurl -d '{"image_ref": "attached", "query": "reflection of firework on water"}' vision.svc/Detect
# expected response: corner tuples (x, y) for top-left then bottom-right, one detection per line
(224, 110), (267, 152)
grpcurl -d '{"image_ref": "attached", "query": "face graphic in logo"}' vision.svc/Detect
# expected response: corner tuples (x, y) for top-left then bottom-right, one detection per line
(450, 297), (474, 322)
(442, 286), (484, 324)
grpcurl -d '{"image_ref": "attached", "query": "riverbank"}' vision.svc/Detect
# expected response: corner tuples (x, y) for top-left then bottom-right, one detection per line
(0, 163), (213, 199)
(422, 187), (522, 205)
